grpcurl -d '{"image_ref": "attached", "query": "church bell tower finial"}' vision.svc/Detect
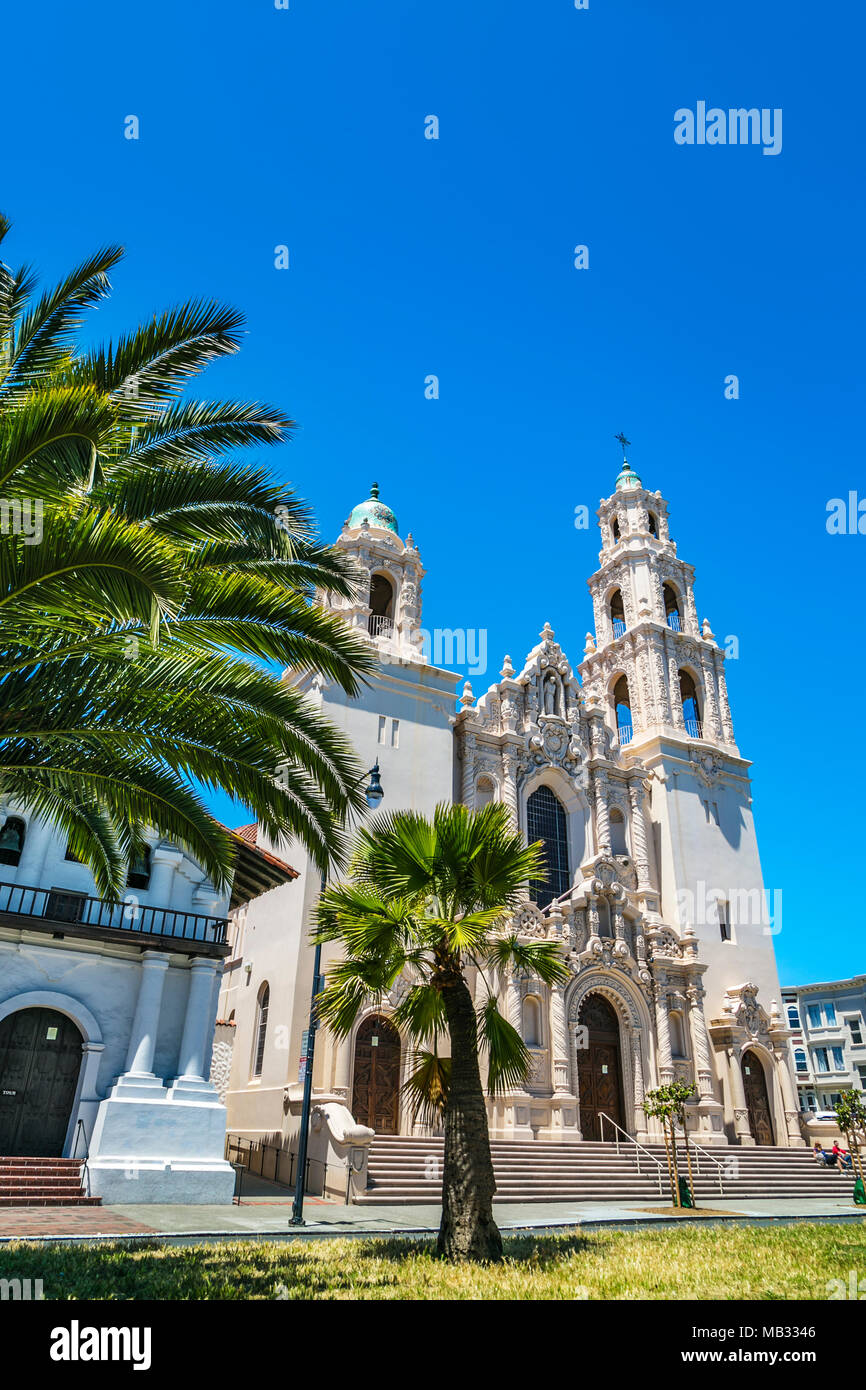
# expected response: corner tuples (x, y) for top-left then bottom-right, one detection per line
(614, 432), (642, 491)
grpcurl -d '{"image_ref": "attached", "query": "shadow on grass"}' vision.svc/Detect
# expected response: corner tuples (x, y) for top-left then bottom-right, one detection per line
(0, 1230), (612, 1299)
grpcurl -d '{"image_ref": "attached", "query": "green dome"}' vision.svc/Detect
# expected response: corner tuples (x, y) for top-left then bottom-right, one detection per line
(615, 461), (643, 491)
(347, 482), (399, 535)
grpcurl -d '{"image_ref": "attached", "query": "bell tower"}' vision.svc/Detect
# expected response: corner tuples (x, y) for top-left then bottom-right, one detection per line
(578, 446), (801, 1147)
(579, 446), (736, 752)
(321, 482), (426, 661)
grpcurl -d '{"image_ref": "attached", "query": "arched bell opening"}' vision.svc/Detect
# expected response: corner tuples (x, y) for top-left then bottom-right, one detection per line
(663, 582), (681, 633)
(368, 573), (395, 638)
(612, 675), (633, 746)
(679, 669), (702, 739)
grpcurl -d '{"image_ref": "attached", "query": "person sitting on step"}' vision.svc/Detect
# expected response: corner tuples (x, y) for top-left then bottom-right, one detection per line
(832, 1141), (853, 1172)
(814, 1143), (838, 1168)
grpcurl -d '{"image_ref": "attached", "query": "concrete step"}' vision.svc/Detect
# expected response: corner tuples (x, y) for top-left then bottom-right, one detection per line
(360, 1136), (854, 1204)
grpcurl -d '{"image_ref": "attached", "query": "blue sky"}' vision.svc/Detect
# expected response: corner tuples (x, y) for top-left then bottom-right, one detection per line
(3, 0), (864, 983)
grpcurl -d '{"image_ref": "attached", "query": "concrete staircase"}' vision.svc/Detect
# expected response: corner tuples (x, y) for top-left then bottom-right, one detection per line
(356, 1135), (856, 1206)
(0, 1157), (101, 1207)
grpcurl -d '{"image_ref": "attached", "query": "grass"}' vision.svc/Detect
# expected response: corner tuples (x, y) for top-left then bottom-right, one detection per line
(1, 1222), (864, 1300)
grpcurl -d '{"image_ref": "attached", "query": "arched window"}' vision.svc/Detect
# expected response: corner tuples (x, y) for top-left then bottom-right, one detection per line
(526, 785), (570, 908)
(679, 670), (702, 738)
(0, 816), (26, 867)
(787, 1004), (800, 1029)
(794, 1048), (808, 1074)
(368, 573), (394, 637)
(127, 845), (152, 890)
(613, 675), (632, 745)
(610, 807), (628, 856)
(475, 776), (495, 809)
(596, 897), (612, 938)
(663, 583), (681, 632)
(610, 589), (626, 639)
(612, 517), (620, 541)
(252, 983), (270, 1078)
(647, 510), (658, 538)
(523, 996), (542, 1047)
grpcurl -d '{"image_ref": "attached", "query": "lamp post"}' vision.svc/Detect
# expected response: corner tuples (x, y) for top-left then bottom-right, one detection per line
(289, 760), (384, 1226)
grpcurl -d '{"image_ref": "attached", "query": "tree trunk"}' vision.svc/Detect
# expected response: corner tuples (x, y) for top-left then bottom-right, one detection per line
(438, 971), (503, 1262)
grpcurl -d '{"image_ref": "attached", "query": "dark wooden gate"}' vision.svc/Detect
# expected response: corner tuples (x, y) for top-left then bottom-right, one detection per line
(741, 1049), (775, 1146)
(0, 1008), (83, 1156)
(351, 1014), (401, 1134)
(577, 993), (625, 1141)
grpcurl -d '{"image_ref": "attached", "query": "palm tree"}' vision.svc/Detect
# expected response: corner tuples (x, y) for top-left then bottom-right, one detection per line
(0, 213), (375, 894)
(315, 801), (569, 1262)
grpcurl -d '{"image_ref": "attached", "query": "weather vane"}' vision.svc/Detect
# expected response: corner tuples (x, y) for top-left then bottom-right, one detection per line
(614, 432), (631, 459)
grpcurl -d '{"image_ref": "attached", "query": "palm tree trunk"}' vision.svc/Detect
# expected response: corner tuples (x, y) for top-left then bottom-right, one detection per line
(438, 971), (503, 1262)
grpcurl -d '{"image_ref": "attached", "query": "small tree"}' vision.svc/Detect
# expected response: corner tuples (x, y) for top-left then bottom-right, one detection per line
(668, 1079), (699, 1208)
(643, 1086), (681, 1207)
(643, 1081), (699, 1208)
(834, 1092), (866, 1184)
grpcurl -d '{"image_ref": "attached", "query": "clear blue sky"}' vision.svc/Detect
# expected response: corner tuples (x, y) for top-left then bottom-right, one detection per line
(4, 0), (863, 984)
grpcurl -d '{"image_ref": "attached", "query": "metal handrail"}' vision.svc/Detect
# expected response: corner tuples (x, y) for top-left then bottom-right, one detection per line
(598, 1111), (665, 1196)
(0, 877), (228, 946)
(72, 1117), (91, 1196)
(673, 1124), (727, 1196)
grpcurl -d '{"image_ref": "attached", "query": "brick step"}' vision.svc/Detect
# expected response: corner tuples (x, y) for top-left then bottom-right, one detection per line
(0, 1195), (101, 1207)
(0, 1183), (86, 1196)
(0, 1155), (98, 1206)
(0, 1156), (82, 1166)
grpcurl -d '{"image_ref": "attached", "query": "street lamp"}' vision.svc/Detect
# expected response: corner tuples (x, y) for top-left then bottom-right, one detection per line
(289, 760), (384, 1226)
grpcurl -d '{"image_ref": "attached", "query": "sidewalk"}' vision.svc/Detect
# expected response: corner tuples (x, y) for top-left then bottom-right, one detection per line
(0, 1176), (862, 1244)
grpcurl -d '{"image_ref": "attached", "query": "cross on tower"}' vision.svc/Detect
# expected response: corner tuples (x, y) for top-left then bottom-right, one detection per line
(614, 432), (631, 459)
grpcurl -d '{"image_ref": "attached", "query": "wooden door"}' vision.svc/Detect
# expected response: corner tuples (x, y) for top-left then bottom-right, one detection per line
(742, 1050), (775, 1146)
(0, 1009), (83, 1156)
(351, 1015), (401, 1134)
(577, 994), (625, 1141)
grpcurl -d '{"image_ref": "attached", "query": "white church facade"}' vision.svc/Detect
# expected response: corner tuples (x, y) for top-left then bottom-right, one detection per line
(0, 810), (295, 1201)
(220, 459), (805, 1166)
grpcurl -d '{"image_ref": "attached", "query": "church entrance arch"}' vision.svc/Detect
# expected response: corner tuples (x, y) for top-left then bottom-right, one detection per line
(351, 1014), (401, 1134)
(577, 993), (625, 1141)
(741, 1049), (775, 1146)
(0, 1008), (83, 1156)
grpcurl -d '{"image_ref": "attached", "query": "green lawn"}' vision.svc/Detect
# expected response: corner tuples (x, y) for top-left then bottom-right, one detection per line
(2, 1222), (864, 1300)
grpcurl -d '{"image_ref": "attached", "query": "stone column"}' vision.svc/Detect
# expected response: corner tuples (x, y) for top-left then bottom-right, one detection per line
(651, 637), (672, 724)
(333, 1037), (352, 1101)
(550, 983), (571, 1094)
(461, 732), (476, 810)
(684, 583), (700, 637)
(715, 653), (736, 744)
(686, 985), (715, 1099)
(654, 985), (674, 1085)
(174, 957), (222, 1087)
(632, 1030), (649, 1140)
(593, 770), (611, 854)
(501, 750), (519, 830)
(569, 1022), (584, 1139)
(726, 1046), (755, 1145)
(699, 653), (723, 740)
(773, 1043), (807, 1148)
(123, 950), (171, 1080)
(628, 779), (652, 889)
(667, 644), (686, 729)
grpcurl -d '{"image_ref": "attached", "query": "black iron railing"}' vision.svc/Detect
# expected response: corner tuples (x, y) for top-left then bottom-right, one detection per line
(0, 879), (228, 946)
